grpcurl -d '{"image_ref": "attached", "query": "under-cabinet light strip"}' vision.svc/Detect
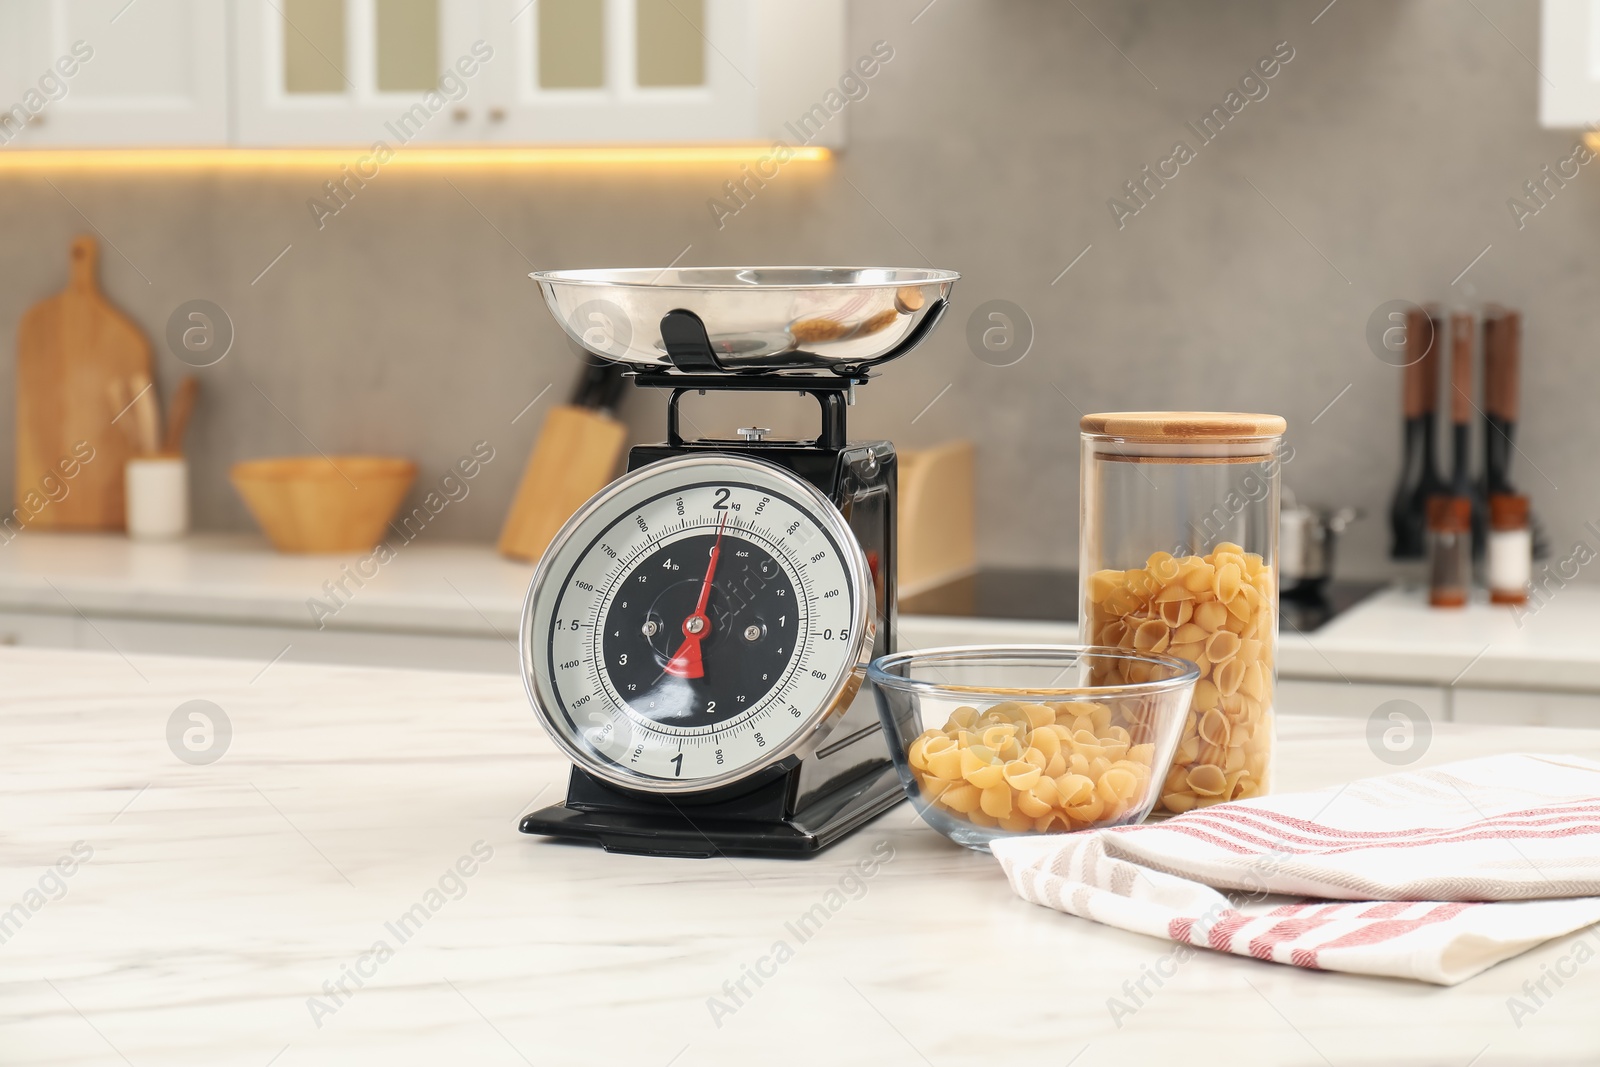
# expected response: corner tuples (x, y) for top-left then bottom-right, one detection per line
(0, 145), (832, 171)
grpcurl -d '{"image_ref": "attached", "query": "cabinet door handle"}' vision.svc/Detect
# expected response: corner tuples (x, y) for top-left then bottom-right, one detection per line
(489, 107), (506, 123)
(452, 108), (470, 123)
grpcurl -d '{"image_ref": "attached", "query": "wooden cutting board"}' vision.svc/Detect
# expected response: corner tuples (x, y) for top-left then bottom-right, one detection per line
(497, 405), (627, 562)
(15, 236), (152, 530)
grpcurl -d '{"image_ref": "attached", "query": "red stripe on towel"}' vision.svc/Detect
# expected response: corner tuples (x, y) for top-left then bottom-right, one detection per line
(1294, 902), (1479, 969)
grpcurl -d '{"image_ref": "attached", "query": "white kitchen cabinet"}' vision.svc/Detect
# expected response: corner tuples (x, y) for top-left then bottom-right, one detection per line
(233, 0), (490, 146)
(0, 0), (228, 146)
(75, 614), (516, 673)
(0, 0), (845, 148)
(477, 0), (756, 144)
(1453, 686), (1600, 727)
(1540, 0), (1600, 126)
(0, 609), (77, 648)
(1276, 678), (1451, 722)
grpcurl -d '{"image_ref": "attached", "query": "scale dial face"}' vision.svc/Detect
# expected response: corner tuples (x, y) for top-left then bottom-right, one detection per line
(521, 454), (873, 794)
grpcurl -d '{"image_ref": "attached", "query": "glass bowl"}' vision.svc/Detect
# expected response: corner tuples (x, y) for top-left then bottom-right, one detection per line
(868, 645), (1200, 852)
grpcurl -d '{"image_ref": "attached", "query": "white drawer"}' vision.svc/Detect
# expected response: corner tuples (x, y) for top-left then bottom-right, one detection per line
(1276, 678), (1450, 721)
(76, 616), (517, 674)
(0, 610), (77, 649)
(1452, 687), (1600, 728)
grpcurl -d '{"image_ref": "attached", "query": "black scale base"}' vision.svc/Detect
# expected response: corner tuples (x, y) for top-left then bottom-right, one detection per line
(520, 763), (904, 858)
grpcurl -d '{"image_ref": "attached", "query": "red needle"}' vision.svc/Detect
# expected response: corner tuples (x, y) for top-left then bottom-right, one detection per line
(665, 514), (728, 679)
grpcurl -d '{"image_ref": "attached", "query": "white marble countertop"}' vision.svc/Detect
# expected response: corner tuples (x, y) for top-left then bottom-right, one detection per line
(4, 533), (1600, 691)
(0, 532), (535, 637)
(4, 646), (1600, 1065)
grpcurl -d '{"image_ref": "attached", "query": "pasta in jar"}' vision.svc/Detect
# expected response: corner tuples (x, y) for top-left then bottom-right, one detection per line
(1084, 543), (1274, 813)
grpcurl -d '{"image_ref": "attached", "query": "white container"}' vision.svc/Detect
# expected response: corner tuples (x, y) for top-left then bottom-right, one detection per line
(125, 456), (189, 540)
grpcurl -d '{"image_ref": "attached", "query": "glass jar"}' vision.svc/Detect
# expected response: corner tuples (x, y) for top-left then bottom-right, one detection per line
(1079, 412), (1286, 813)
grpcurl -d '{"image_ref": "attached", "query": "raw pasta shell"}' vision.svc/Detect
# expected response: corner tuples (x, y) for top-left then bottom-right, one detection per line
(1029, 728), (1062, 760)
(1021, 703), (1056, 729)
(1086, 569), (1124, 603)
(1187, 764), (1228, 796)
(1154, 582), (1195, 604)
(1241, 662), (1267, 701)
(1098, 767), (1140, 806)
(1161, 791), (1198, 813)
(1002, 761), (1043, 791)
(1146, 551), (1181, 582)
(1015, 789), (1053, 818)
(1158, 599), (1195, 629)
(1066, 793), (1106, 824)
(947, 706), (980, 730)
(1183, 563), (1217, 594)
(1204, 630), (1241, 663)
(1198, 707), (1231, 748)
(1133, 619), (1170, 653)
(1215, 657), (1246, 697)
(979, 784), (1013, 818)
(1194, 600), (1229, 633)
(1054, 772), (1095, 807)
(1214, 562), (1242, 602)
(940, 784), (981, 813)
(925, 745), (963, 781)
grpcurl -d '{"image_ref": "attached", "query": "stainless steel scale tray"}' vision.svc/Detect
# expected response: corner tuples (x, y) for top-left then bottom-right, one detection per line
(532, 266), (959, 374)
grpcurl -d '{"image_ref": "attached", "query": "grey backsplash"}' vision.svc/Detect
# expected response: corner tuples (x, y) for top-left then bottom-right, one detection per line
(2, 0), (1595, 582)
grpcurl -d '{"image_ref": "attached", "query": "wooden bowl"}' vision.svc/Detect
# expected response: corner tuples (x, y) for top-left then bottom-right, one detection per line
(230, 456), (417, 554)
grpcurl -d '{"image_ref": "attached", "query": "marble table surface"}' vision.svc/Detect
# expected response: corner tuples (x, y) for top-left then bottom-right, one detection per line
(4, 646), (1600, 1066)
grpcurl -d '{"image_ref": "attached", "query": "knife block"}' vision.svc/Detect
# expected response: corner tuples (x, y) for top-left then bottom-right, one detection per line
(497, 405), (628, 562)
(897, 439), (976, 595)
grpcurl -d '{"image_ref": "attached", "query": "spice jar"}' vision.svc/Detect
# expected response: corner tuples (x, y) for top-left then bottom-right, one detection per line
(1487, 493), (1531, 605)
(1079, 412), (1286, 813)
(1427, 497), (1472, 608)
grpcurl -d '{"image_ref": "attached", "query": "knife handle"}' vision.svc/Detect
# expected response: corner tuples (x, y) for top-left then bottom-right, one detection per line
(1450, 311), (1474, 426)
(1498, 310), (1520, 423)
(1402, 307), (1432, 419)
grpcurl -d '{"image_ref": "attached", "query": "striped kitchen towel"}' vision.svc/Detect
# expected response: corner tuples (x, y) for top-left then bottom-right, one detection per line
(990, 754), (1600, 984)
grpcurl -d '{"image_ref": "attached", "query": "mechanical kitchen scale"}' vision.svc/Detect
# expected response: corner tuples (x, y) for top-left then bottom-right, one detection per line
(517, 267), (958, 858)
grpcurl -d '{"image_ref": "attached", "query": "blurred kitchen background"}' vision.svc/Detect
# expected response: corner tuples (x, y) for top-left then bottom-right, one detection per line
(3, 0), (1593, 567)
(2, 0), (1599, 723)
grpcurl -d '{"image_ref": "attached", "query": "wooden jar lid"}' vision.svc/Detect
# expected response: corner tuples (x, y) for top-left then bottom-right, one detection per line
(1080, 411), (1287, 441)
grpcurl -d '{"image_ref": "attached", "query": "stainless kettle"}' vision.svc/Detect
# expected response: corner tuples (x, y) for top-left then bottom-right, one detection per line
(1281, 491), (1360, 598)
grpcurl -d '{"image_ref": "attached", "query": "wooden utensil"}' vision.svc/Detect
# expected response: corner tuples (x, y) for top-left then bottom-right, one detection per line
(130, 373), (161, 457)
(497, 361), (629, 563)
(16, 235), (153, 529)
(163, 375), (200, 455)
